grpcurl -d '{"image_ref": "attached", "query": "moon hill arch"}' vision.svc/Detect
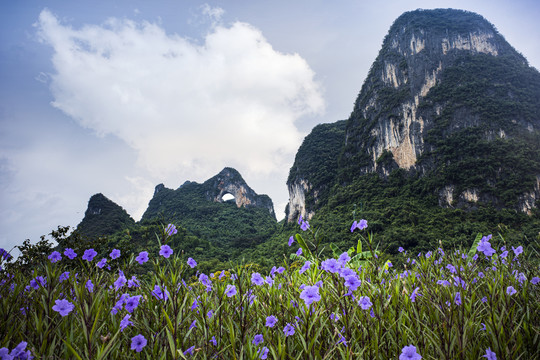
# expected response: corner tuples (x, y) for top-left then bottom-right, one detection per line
(77, 167), (276, 243)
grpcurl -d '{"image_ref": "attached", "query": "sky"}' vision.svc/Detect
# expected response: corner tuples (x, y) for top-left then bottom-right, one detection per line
(1, 0), (540, 254)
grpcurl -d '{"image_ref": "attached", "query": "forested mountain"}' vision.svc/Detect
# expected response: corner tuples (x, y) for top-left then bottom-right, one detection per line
(283, 8), (540, 256)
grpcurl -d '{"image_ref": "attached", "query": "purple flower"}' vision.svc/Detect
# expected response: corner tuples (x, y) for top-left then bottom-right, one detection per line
(344, 275), (361, 292)
(187, 257), (197, 268)
(410, 287), (420, 303)
(277, 267), (285, 274)
(207, 310), (213, 319)
(483, 347), (497, 360)
(97, 258), (107, 269)
(52, 299), (75, 317)
(189, 320), (197, 330)
(512, 246), (523, 257)
(199, 273), (212, 286)
(446, 264), (457, 274)
(184, 346), (195, 355)
(358, 219), (368, 230)
(135, 251), (148, 265)
(252, 334), (264, 345)
(114, 274), (127, 291)
(300, 220), (310, 231)
(358, 296), (372, 310)
(110, 249), (121, 259)
(210, 336), (217, 346)
(300, 285), (321, 306)
(125, 295), (142, 313)
(64, 248), (77, 259)
(258, 346), (269, 359)
(398, 246), (405, 253)
(321, 258), (341, 273)
(437, 280), (450, 287)
(225, 284), (236, 297)
(131, 334), (147, 352)
(159, 245), (173, 258)
(165, 224), (177, 237)
(120, 314), (132, 331)
(338, 252), (351, 265)
(30, 276), (46, 289)
(128, 276), (140, 288)
(339, 267), (355, 279)
(299, 261), (311, 275)
(506, 286), (517, 296)
(86, 279), (94, 293)
(477, 239), (496, 257)
(48, 251), (62, 263)
(251, 273), (264, 286)
(531, 277), (540, 285)
(288, 236), (295, 246)
(351, 219), (368, 232)
(265, 315), (277, 328)
(7, 341), (32, 360)
(400, 345), (422, 360)
(454, 292), (462, 306)
(82, 249), (97, 261)
(283, 323), (295, 336)
(59, 271), (70, 282)
(152, 285), (169, 301)
(500, 250), (508, 258)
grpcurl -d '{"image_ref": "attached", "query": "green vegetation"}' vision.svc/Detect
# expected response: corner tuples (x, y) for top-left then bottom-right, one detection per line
(1, 222), (538, 359)
(77, 194), (135, 239)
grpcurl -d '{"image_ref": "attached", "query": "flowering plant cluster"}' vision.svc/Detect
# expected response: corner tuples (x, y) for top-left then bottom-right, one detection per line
(0, 221), (538, 359)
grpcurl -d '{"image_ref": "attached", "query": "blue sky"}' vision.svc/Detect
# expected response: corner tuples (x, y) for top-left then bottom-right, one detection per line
(1, 0), (539, 254)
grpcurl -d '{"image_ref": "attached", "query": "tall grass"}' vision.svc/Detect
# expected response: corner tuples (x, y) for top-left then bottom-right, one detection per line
(0, 222), (538, 359)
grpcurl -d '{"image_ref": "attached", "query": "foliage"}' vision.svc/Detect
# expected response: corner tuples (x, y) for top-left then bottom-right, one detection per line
(77, 194), (135, 239)
(1, 221), (539, 359)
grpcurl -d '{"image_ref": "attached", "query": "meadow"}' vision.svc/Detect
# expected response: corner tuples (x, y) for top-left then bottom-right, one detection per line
(0, 220), (539, 359)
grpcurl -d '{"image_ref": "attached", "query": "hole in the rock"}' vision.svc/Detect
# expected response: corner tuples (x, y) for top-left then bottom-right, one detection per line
(222, 193), (235, 202)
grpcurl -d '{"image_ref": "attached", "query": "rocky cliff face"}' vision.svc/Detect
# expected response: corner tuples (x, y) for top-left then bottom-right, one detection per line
(342, 9), (528, 176)
(202, 168), (275, 217)
(285, 121), (346, 223)
(287, 8), (540, 222)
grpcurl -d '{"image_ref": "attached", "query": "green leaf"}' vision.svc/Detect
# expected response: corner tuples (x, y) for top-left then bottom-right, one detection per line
(295, 234), (313, 259)
(357, 238), (363, 255)
(468, 232), (483, 258)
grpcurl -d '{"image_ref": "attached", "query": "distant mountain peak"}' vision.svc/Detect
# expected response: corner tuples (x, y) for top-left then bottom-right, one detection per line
(77, 193), (135, 238)
(201, 167), (275, 216)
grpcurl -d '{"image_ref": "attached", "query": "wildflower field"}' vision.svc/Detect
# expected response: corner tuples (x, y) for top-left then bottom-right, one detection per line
(1, 220), (539, 359)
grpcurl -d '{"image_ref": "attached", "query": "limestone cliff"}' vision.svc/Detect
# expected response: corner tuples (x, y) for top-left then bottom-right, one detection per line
(288, 8), (540, 222)
(342, 9), (528, 176)
(202, 168), (275, 217)
(143, 167), (275, 220)
(285, 121), (346, 223)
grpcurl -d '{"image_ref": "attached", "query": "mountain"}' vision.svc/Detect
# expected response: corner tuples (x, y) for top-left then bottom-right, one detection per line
(285, 8), (540, 252)
(77, 193), (136, 238)
(77, 168), (277, 252)
(140, 167), (276, 245)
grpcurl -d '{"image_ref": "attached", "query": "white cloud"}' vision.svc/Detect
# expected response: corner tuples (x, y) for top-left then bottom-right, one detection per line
(36, 9), (324, 189)
(200, 4), (225, 24)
